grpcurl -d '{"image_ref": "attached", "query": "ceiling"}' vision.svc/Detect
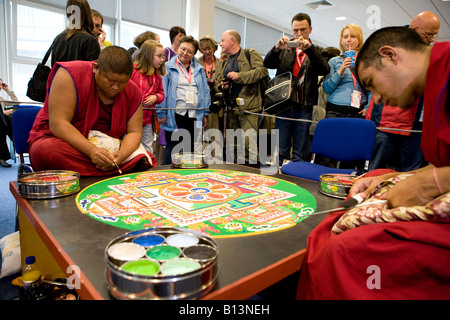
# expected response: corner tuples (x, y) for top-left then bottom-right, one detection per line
(215, 0), (450, 48)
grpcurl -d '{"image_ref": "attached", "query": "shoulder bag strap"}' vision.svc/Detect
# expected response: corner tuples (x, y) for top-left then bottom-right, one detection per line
(244, 48), (253, 67)
(41, 41), (54, 65)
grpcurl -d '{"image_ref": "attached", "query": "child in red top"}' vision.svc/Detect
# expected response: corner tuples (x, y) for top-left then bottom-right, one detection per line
(130, 40), (166, 154)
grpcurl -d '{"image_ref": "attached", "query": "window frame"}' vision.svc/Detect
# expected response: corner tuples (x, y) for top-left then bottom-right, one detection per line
(11, 0), (66, 64)
(119, 19), (171, 51)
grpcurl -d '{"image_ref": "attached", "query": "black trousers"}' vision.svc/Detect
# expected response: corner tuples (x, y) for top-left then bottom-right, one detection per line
(0, 114), (13, 161)
(163, 113), (199, 165)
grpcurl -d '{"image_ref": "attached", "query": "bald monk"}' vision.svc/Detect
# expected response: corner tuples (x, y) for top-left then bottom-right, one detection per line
(29, 46), (157, 176)
(409, 11), (440, 45)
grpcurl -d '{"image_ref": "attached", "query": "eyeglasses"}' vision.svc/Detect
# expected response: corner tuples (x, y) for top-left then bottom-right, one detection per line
(179, 46), (195, 55)
(415, 27), (439, 40)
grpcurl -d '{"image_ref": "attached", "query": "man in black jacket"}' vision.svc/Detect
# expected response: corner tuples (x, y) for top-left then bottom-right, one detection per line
(264, 13), (329, 165)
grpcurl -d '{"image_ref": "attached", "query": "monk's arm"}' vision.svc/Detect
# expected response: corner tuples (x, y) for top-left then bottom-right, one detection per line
(350, 164), (450, 208)
(386, 165), (450, 208)
(114, 104), (143, 165)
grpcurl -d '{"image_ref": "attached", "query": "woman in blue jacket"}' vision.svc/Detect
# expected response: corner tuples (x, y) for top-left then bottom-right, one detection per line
(157, 36), (211, 165)
(323, 23), (367, 118)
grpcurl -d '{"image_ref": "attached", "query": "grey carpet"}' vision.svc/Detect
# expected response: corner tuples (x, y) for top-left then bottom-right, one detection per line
(0, 159), (19, 240)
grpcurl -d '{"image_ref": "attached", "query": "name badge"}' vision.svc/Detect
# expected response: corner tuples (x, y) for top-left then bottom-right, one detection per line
(186, 91), (195, 104)
(351, 90), (361, 108)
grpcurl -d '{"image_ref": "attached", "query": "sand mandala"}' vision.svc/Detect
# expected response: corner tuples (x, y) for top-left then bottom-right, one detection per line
(76, 169), (317, 238)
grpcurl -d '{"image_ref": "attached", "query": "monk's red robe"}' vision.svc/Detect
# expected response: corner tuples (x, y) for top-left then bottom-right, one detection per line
(29, 60), (156, 176)
(297, 42), (450, 300)
(422, 42), (450, 168)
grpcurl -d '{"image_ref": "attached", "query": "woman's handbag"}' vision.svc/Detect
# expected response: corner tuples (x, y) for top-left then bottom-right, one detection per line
(262, 71), (293, 115)
(26, 44), (53, 102)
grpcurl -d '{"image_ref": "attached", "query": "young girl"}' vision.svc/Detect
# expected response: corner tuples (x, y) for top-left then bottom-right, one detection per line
(130, 40), (166, 154)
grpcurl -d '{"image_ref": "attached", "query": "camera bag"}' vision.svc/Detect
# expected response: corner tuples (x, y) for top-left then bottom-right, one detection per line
(263, 71), (293, 115)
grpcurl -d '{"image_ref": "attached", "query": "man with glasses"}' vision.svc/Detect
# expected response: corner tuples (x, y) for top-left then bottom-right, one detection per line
(409, 11), (440, 45)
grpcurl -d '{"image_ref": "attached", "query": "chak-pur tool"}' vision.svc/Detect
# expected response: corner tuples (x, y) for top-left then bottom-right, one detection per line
(309, 193), (387, 217)
(113, 162), (122, 175)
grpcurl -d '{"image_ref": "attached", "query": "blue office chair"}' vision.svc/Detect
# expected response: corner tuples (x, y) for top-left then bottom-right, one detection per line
(7, 105), (41, 162)
(11, 105), (42, 175)
(9, 105), (41, 232)
(281, 117), (377, 181)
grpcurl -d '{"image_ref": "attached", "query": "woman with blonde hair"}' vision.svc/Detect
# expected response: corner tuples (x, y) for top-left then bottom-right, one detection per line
(323, 23), (367, 118)
(130, 40), (166, 153)
(198, 36), (219, 86)
(198, 36), (222, 156)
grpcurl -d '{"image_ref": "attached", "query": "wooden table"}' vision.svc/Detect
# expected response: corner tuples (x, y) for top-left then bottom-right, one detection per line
(10, 164), (341, 300)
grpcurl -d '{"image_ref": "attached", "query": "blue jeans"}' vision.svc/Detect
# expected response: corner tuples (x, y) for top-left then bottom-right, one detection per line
(369, 130), (425, 172)
(325, 110), (363, 119)
(276, 106), (312, 164)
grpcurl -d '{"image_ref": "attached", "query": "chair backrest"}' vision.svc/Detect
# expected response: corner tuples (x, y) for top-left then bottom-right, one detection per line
(311, 118), (377, 162)
(11, 106), (42, 161)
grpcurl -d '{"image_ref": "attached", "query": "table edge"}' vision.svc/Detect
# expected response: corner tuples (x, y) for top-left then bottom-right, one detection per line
(10, 181), (104, 300)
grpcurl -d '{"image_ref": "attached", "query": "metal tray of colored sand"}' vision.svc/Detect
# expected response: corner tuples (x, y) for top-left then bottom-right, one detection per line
(171, 152), (209, 169)
(319, 173), (358, 199)
(18, 170), (80, 199)
(105, 227), (218, 300)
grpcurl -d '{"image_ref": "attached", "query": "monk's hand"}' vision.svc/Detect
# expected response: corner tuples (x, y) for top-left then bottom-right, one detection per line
(349, 172), (399, 201)
(90, 147), (115, 171)
(385, 168), (441, 208)
(111, 150), (124, 166)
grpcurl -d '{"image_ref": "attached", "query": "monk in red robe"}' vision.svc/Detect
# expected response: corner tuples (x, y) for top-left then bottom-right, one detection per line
(29, 46), (156, 176)
(297, 27), (450, 299)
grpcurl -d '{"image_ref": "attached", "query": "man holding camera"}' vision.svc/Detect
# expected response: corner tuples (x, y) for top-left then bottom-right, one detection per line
(264, 13), (329, 165)
(214, 30), (268, 166)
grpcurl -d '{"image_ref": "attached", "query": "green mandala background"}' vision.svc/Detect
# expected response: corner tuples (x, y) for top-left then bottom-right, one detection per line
(76, 169), (317, 238)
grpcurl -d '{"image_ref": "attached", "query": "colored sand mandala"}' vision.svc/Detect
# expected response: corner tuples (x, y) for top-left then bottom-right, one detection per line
(76, 169), (316, 238)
